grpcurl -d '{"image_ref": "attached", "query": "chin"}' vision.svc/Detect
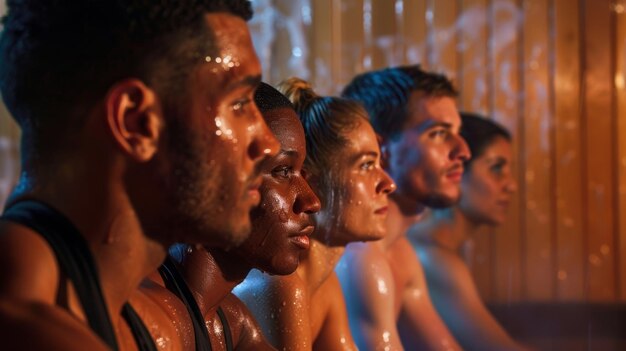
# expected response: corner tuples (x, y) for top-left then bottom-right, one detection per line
(265, 256), (300, 276)
(226, 222), (252, 248)
(423, 192), (459, 209)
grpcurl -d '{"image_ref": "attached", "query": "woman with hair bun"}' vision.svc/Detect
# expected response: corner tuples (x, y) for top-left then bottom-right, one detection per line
(234, 78), (396, 351)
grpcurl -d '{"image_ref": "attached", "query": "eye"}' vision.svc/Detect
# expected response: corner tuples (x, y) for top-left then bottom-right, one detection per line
(272, 166), (294, 179)
(360, 160), (376, 171)
(428, 128), (449, 139)
(232, 98), (252, 115)
(490, 162), (505, 175)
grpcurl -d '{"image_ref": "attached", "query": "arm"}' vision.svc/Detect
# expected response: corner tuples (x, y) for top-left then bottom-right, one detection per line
(418, 246), (529, 351)
(218, 293), (276, 351)
(0, 224), (107, 350)
(0, 300), (110, 351)
(336, 243), (404, 351)
(394, 237), (462, 350)
(313, 273), (357, 351)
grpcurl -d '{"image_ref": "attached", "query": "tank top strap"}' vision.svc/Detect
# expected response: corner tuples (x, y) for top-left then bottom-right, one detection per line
(121, 303), (158, 351)
(158, 255), (213, 351)
(1, 200), (119, 350)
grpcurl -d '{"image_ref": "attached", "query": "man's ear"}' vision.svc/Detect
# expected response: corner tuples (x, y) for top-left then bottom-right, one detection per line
(105, 79), (162, 162)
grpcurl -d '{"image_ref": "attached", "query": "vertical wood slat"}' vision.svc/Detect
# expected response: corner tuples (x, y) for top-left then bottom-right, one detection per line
(583, 0), (617, 301)
(310, 0), (335, 94)
(430, 0), (460, 81)
(369, 1), (397, 70)
(616, 0), (626, 301)
(265, 1), (305, 86)
(459, 0), (490, 114)
(491, 0), (523, 303)
(553, 0), (585, 301)
(401, 0), (429, 66)
(0, 3), (19, 210)
(0, 103), (19, 211)
(338, 0), (364, 90)
(521, 0), (554, 300)
(456, 0), (494, 300)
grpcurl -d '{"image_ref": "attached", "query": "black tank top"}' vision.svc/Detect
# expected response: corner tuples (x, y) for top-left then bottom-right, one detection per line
(1, 200), (157, 351)
(158, 256), (233, 351)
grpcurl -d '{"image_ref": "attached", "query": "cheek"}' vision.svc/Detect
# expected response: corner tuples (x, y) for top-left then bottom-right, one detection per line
(461, 177), (494, 211)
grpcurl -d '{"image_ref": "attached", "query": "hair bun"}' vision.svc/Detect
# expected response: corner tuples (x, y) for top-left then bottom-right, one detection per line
(277, 77), (319, 113)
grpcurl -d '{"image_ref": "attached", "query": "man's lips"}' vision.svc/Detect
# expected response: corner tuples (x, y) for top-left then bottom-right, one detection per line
(289, 225), (314, 250)
(445, 165), (464, 181)
(246, 177), (263, 204)
(497, 199), (511, 208)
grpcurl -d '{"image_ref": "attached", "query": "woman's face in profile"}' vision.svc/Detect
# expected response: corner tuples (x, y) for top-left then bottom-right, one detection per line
(235, 107), (321, 275)
(314, 120), (396, 245)
(458, 136), (517, 225)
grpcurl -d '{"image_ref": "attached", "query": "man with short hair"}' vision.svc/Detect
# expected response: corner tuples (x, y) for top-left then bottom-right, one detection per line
(338, 65), (470, 350)
(0, 1), (278, 349)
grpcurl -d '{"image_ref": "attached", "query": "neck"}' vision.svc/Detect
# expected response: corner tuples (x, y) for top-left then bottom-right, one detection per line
(9, 168), (167, 325)
(424, 207), (482, 252)
(296, 238), (345, 292)
(180, 246), (251, 316)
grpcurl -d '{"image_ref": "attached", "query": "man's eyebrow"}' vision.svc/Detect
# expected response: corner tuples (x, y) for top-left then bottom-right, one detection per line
(224, 74), (262, 92)
(416, 120), (454, 133)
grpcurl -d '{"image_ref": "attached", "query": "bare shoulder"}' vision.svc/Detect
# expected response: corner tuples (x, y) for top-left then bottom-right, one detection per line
(235, 269), (307, 306)
(340, 242), (390, 276)
(337, 243), (396, 314)
(0, 299), (109, 351)
(416, 244), (469, 285)
(234, 270), (311, 350)
(133, 280), (195, 351)
(219, 293), (274, 351)
(0, 220), (59, 303)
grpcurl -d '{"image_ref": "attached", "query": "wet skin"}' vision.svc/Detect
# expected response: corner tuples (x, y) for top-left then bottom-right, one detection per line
(129, 13), (283, 351)
(236, 118), (396, 351)
(458, 136), (517, 225)
(0, 12), (277, 351)
(315, 121), (397, 246)
(151, 105), (321, 351)
(145, 13), (280, 250)
(336, 93), (469, 351)
(385, 95), (470, 210)
(410, 137), (527, 351)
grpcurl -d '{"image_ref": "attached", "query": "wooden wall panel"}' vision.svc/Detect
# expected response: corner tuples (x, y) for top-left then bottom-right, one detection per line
(583, 0), (617, 301)
(430, 0), (460, 80)
(369, 0), (397, 70)
(400, 0), (429, 66)
(617, 0), (626, 301)
(310, 0), (335, 93)
(553, 0), (585, 300)
(491, 0), (524, 303)
(459, 0), (490, 114)
(338, 0), (365, 88)
(521, 0), (554, 300)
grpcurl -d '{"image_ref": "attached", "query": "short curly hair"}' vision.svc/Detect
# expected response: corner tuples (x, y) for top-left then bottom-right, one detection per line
(0, 0), (253, 150)
(342, 65), (457, 141)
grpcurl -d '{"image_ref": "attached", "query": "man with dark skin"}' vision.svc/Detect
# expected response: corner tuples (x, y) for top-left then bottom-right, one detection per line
(0, 1), (278, 350)
(152, 82), (321, 351)
(337, 65), (470, 350)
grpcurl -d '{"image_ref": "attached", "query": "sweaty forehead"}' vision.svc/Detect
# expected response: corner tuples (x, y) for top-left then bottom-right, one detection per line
(405, 93), (460, 129)
(202, 13), (260, 76)
(263, 107), (305, 152)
